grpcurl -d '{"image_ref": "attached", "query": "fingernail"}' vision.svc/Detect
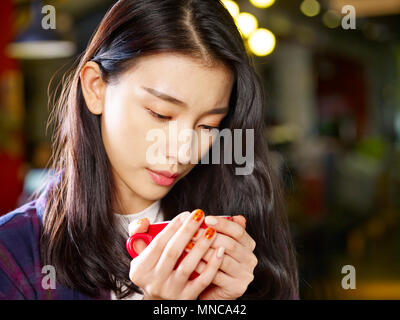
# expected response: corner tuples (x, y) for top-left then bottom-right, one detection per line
(205, 216), (218, 226)
(217, 247), (225, 258)
(185, 241), (195, 251)
(204, 227), (215, 240)
(192, 209), (204, 222)
(179, 211), (190, 223)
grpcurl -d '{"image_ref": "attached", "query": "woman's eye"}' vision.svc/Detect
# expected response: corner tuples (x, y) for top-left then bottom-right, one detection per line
(147, 108), (170, 121)
(147, 108), (218, 131)
(200, 125), (219, 131)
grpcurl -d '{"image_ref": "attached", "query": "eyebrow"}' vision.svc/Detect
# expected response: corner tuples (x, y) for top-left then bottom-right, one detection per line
(141, 86), (229, 115)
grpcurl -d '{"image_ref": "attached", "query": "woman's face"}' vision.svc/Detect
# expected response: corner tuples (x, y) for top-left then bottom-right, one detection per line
(82, 53), (234, 213)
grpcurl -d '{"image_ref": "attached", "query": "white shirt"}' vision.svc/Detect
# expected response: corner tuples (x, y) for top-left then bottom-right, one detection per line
(111, 199), (164, 300)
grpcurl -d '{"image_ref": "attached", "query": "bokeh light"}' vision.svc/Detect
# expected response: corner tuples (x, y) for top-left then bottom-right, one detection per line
(248, 28), (276, 56)
(300, 0), (321, 17)
(322, 10), (341, 29)
(249, 0), (276, 9)
(236, 12), (259, 38)
(221, 0), (240, 19)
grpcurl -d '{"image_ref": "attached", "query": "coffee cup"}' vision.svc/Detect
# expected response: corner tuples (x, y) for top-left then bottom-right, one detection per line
(126, 215), (233, 280)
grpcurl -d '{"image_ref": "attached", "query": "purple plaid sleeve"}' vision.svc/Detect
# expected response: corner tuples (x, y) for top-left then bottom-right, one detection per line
(0, 177), (110, 300)
(0, 199), (54, 299)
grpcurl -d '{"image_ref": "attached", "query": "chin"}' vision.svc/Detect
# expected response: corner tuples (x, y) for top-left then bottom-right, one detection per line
(140, 185), (170, 201)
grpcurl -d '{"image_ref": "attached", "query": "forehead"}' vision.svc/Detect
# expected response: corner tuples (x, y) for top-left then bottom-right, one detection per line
(119, 52), (234, 110)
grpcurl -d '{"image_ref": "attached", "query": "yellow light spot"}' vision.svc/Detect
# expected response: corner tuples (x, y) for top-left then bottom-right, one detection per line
(248, 28), (276, 56)
(221, 0), (240, 18)
(300, 0), (321, 17)
(249, 0), (276, 9)
(322, 10), (341, 28)
(236, 12), (258, 38)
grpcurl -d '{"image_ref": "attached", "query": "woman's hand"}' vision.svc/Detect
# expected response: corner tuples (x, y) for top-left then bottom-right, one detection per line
(128, 209), (225, 300)
(194, 215), (258, 300)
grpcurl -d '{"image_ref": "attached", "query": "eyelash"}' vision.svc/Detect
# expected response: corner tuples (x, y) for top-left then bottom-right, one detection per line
(147, 108), (219, 131)
(148, 109), (170, 121)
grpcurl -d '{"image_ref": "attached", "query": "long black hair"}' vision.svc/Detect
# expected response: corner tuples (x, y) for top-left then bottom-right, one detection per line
(40, 0), (299, 299)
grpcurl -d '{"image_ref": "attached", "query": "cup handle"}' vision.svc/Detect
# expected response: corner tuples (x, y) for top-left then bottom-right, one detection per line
(126, 233), (153, 259)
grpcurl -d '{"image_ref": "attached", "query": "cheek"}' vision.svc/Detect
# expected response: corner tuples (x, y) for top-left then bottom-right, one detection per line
(101, 99), (150, 169)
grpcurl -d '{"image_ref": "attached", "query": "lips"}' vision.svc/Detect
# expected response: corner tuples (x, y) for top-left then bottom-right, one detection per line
(150, 170), (179, 178)
(146, 168), (179, 186)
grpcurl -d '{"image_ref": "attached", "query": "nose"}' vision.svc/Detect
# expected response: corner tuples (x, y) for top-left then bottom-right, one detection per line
(165, 121), (196, 165)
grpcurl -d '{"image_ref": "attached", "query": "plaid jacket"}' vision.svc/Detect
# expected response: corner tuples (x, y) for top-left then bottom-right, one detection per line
(1, 176), (299, 300)
(0, 178), (110, 300)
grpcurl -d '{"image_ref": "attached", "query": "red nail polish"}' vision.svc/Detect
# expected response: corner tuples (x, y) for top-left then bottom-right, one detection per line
(192, 209), (204, 222)
(185, 241), (195, 251)
(204, 227), (215, 240)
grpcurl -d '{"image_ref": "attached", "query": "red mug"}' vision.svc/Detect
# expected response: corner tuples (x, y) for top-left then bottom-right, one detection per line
(126, 215), (233, 280)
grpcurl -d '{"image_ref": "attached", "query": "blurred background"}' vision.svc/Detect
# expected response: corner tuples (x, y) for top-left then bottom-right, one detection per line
(1, 0), (400, 299)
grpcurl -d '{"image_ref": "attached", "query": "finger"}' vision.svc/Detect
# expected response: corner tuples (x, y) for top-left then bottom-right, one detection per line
(194, 262), (238, 290)
(129, 211), (191, 287)
(194, 260), (235, 290)
(232, 215), (246, 228)
(205, 215), (255, 250)
(156, 209), (206, 274)
(208, 269), (237, 290)
(185, 246), (225, 295)
(128, 218), (151, 254)
(210, 233), (252, 263)
(136, 211), (190, 268)
(128, 217), (150, 236)
(192, 228), (204, 242)
(195, 253), (255, 296)
(194, 259), (208, 275)
(199, 247), (249, 278)
(173, 226), (218, 283)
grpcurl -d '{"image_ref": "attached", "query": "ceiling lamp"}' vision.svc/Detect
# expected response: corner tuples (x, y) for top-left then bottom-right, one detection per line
(6, 0), (76, 59)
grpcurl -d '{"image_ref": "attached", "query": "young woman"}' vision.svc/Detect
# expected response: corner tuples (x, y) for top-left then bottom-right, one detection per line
(0, 0), (299, 300)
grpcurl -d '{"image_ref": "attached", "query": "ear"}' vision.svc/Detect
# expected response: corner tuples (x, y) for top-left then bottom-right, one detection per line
(79, 61), (106, 115)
